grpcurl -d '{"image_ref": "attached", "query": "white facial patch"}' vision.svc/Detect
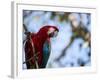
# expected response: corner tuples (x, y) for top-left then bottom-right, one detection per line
(48, 27), (55, 35)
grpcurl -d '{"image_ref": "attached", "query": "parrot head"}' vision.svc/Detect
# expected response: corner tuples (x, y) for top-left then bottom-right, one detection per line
(37, 25), (59, 39)
(47, 26), (59, 37)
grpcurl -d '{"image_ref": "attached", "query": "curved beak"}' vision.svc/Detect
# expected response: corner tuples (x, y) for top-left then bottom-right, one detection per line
(47, 27), (59, 37)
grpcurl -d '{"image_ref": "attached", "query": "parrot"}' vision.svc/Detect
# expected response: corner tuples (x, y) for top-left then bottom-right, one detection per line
(24, 25), (59, 69)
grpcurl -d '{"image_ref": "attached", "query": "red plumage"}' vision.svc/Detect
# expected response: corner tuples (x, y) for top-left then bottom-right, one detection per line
(24, 25), (59, 69)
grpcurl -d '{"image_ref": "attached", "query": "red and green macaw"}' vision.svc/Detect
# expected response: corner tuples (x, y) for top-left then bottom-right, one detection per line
(24, 25), (59, 69)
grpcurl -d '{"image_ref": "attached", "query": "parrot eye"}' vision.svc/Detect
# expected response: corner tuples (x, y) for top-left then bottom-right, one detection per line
(48, 30), (58, 37)
(48, 28), (55, 34)
(47, 27), (58, 37)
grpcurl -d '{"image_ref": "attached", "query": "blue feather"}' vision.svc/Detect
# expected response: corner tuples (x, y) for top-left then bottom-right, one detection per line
(41, 40), (51, 68)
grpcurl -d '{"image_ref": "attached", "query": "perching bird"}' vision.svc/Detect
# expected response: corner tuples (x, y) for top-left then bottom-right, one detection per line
(24, 25), (59, 69)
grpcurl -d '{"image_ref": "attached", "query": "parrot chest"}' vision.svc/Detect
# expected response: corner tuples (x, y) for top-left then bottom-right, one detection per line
(33, 38), (51, 68)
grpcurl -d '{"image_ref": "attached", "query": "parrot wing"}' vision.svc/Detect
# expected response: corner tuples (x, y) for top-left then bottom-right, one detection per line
(41, 39), (51, 68)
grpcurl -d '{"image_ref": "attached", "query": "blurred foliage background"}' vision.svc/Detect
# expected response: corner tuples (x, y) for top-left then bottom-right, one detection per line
(23, 10), (91, 69)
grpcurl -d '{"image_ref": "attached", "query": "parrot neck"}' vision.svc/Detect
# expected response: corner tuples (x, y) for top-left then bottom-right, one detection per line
(37, 33), (50, 44)
(36, 27), (50, 47)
